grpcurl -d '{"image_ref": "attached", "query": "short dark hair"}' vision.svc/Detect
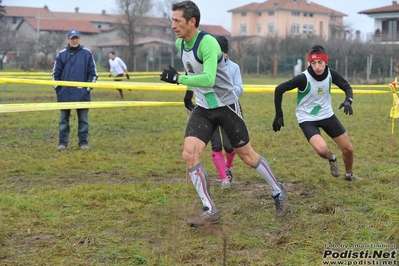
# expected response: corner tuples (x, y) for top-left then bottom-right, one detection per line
(109, 51), (115, 55)
(172, 1), (201, 28)
(309, 45), (326, 55)
(216, 36), (229, 53)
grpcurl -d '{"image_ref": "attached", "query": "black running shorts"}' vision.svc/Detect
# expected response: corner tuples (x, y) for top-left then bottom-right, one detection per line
(299, 114), (346, 141)
(185, 102), (249, 148)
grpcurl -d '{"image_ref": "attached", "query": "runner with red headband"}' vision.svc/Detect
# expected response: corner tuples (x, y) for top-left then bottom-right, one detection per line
(272, 44), (361, 181)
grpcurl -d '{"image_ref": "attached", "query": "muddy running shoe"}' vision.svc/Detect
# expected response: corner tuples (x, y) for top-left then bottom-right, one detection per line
(220, 179), (232, 190)
(345, 172), (362, 181)
(225, 167), (234, 183)
(57, 144), (66, 151)
(187, 211), (220, 227)
(272, 182), (289, 217)
(80, 145), (90, 150)
(329, 157), (340, 177)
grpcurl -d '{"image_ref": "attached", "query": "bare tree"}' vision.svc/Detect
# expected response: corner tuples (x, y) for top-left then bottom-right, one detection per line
(154, 0), (175, 19)
(153, 0), (179, 59)
(15, 38), (36, 71)
(252, 35), (280, 75)
(33, 31), (65, 70)
(0, 0), (17, 70)
(116, 0), (153, 67)
(0, 27), (19, 70)
(37, 31), (65, 58)
(229, 36), (251, 74)
(0, 0), (5, 18)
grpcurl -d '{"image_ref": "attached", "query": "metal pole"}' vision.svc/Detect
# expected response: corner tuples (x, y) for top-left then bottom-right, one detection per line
(36, 12), (40, 41)
(367, 54), (373, 81)
(2, 83), (6, 123)
(390, 57), (393, 79)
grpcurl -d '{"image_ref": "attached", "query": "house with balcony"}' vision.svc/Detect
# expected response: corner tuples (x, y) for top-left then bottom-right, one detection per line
(228, 0), (346, 40)
(359, 0), (399, 43)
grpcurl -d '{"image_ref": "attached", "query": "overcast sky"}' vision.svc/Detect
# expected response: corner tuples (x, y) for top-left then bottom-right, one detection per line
(3, 0), (389, 40)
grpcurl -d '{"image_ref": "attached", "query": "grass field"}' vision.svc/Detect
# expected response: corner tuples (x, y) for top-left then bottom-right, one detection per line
(0, 74), (398, 265)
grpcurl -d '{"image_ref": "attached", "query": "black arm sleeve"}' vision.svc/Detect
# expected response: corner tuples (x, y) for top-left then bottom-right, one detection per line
(330, 68), (353, 101)
(274, 73), (307, 115)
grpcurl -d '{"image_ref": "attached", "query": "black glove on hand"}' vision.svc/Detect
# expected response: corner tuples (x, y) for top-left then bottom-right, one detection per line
(126, 73), (130, 79)
(108, 73), (112, 77)
(184, 90), (195, 111)
(339, 99), (353, 115)
(272, 113), (284, 132)
(160, 65), (179, 84)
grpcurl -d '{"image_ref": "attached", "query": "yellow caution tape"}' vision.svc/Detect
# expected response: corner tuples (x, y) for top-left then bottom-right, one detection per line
(4, 75), (159, 80)
(243, 84), (387, 89)
(0, 101), (183, 113)
(0, 78), (389, 94)
(390, 94), (399, 118)
(0, 78), (186, 91)
(242, 87), (388, 94)
(389, 77), (399, 134)
(0, 71), (160, 75)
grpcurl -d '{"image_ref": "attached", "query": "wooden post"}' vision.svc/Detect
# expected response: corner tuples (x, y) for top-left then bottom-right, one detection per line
(304, 52), (308, 69)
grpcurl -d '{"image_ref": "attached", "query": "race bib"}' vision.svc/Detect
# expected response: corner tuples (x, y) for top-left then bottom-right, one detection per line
(204, 92), (218, 108)
(310, 104), (322, 116)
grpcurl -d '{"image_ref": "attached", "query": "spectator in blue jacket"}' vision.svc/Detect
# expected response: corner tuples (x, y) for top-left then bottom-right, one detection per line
(52, 29), (98, 151)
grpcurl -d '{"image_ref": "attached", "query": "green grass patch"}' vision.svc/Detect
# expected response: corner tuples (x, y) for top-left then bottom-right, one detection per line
(0, 77), (398, 265)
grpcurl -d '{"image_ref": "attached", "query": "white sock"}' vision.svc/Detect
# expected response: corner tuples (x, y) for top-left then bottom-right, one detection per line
(188, 163), (217, 213)
(254, 156), (282, 196)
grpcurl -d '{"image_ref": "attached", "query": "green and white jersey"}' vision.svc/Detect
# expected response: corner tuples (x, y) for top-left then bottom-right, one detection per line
(176, 31), (238, 109)
(296, 70), (333, 123)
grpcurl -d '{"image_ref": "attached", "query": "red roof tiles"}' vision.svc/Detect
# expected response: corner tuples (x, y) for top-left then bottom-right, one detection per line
(359, 1), (399, 14)
(5, 6), (55, 18)
(199, 25), (231, 37)
(52, 11), (121, 23)
(229, 0), (346, 17)
(24, 18), (100, 33)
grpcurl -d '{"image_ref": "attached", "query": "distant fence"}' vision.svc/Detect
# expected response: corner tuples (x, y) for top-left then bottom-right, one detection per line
(110, 54), (399, 85)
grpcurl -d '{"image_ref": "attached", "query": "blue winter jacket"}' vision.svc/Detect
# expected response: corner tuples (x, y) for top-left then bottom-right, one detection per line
(52, 44), (97, 102)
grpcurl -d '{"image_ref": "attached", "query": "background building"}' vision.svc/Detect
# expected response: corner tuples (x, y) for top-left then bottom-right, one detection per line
(359, 0), (399, 43)
(228, 0), (346, 40)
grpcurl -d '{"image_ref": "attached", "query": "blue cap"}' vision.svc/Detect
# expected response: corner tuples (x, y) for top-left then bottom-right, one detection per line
(68, 29), (80, 39)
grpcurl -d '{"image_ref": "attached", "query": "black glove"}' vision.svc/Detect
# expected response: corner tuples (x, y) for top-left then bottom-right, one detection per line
(184, 90), (195, 111)
(160, 65), (179, 84)
(272, 112), (284, 132)
(339, 98), (353, 115)
(108, 73), (112, 77)
(126, 73), (130, 79)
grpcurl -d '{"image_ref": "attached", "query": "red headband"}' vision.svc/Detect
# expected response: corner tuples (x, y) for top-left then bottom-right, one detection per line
(308, 53), (328, 64)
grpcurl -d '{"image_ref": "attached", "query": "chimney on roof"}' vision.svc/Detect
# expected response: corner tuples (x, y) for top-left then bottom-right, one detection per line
(75, 7), (79, 13)
(355, 30), (361, 41)
(102, 10), (106, 15)
(394, 1), (398, 5)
